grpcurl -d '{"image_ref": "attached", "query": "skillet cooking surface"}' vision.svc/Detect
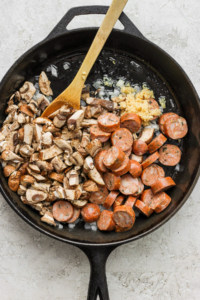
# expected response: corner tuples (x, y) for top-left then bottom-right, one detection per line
(0, 27), (199, 246)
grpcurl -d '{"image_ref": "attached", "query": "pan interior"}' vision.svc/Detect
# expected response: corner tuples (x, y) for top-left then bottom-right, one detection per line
(0, 29), (199, 245)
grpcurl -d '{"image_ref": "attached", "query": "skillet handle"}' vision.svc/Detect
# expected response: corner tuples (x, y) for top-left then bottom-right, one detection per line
(46, 5), (145, 40)
(78, 245), (116, 300)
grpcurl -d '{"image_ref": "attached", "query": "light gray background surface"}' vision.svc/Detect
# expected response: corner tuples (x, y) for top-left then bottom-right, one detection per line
(0, 0), (200, 299)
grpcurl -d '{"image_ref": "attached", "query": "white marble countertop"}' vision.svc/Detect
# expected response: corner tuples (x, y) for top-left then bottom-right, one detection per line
(0, 0), (200, 299)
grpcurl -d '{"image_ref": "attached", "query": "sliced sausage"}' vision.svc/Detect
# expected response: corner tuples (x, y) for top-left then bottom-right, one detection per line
(134, 178), (144, 196)
(67, 207), (81, 224)
(135, 199), (153, 217)
(152, 192), (172, 213)
(125, 196), (137, 207)
(113, 205), (135, 229)
(90, 124), (111, 142)
(141, 151), (160, 169)
(119, 174), (139, 195)
(124, 147), (132, 157)
(139, 128), (154, 144)
(52, 201), (74, 222)
(103, 172), (121, 191)
(112, 155), (130, 176)
(129, 160), (142, 178)
(98, 113), (120, 133)
(111, 128), (133, 152)
(115, 224), (133, 232)
(164, 115), (188, 139)
(132, 140), (148, 156)
(113, 195), (125, 210)
(94, 150), (108, 172)
(141, 164), (165, 186)
(120, 113), (142, 133)
(141, 189), (154, 206)
(89, 185), (109, 205)
(151, 177), (176, 194)
(159, 144), (181, 166)
(97, 210), (115, 231)
(147, 99), (160, 120)
(130, 154), (143, 163)
(104, 191), (119, 209)
(159, 112), (178, 134)
(103, 146), (125, 169)
(81, 203), (101, 223)
(148, 133), (167, 153)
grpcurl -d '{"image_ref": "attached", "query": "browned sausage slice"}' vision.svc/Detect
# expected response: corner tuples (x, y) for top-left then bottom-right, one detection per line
(53, 201), (74, 222)
(148, 133), (167, 153)
(120, 113), (142, 133)
(113, 205), (135, 229)
(132, 140), (148, 156)
(104, 191), (119, 209)
(90, 124), (111, 142)
(164, 115), (188, 139)
(67, 207), (81, 223)
(113, 195), (125, 210)
(141, 189), (154, 206)
(129, 160), (142, 178)
(159, 144), (181, 166)
(151, 177), (176, 194)
(103, 146), (125, 169)
(112, 155), (130, 176)
(152, 192), (172, 213)
(159, 112), (178, 134)
(98, 113), (120, 133)
(135, 200), (153, 217)
(97, 210), (115, 231)
(134, 178), (144, 196)
(103, 172), (121, 191)
(111, 128), (133, 152)
(94, 150), (108, 172)
(81, 203), (101, 223)
(89, 185), (109, 205)
(119, 174), (139, 195)
(141, 164), (165, 186)
(125, 196), (137, 207)
(139, 128), (154, 144)
(124, 147), (132, 157)
(141, 151), (160, 169)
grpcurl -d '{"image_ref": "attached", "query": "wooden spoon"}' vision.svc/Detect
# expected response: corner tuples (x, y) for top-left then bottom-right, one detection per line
(42, 0), (128, 117)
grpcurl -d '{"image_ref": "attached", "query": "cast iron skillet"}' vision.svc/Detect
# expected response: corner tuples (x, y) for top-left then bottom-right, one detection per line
(0, 6), (200, 300)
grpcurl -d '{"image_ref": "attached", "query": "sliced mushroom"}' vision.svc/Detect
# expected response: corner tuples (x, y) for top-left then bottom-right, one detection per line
(9, 121), (20, 131)
(1, 124), (11, 136)
(1, 150), (23, 162)
(32, 182), (51, 193)
(39, 71), (53, 96)
(3, 165), (16, 177)
(25, 188), (48, 204)
(67, 110), (84, 130)
(83, 180), (99, 192)
(64, 189), (78, 201)
(86, 97), (114, 111)
(20, 175), (35, 187)
(0, 141), (13, 152)
(83, 156), (94, 173)
(18, 162), (29, 176)
(41, 211), (56, 226)
(19, 104), (34, 117)
(28, 164), (41, 173)
(49, 172), (64, 183)
(19, 81), (36, 102)
(19, 145), (34, 157)
(5, 104), (18, 114)
(88, 167), (105, 186)
(8, 171), (21, 191)
(43, 124), (60, 133)
(17, 185), (27, 196)
(3, 111), (15, 125)
(31, 202), (43, 212)
(41, 132), (53, 146)
(36, 160), (53, 172)
(61, 128), (82, 140)
(51, 156), (66, 173)
(17, 113), (26, 124)
(0, 132), (5, 142)
(81, 119), (98, 127)
(33, 117), (52, 126)
(24, 124), (34, 145)
(39, 145), (63, 160)
(53, 115), (66, 128)
(68, 169), (79, 186)
(53, 138), (72, 153)
(85, 139), (102, 157)
(37, 95), (50, 111)
(27, 167), (46, 181)
(71, 199), (87, 208)
(34, 124), (43, 143)
(71, 151), (84, 166)
(70, 139), (80, 151)
(30, 152), (39, 162)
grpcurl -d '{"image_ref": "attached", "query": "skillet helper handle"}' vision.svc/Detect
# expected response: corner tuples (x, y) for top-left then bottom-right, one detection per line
(46, 4), (144, 40)
(79, 246), (116, 300)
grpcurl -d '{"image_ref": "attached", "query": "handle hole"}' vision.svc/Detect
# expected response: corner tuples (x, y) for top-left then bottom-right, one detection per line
(66, 15), (124, 31)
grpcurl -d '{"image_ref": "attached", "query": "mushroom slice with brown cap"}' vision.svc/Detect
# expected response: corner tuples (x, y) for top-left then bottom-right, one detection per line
(33, 117), (52, 126)
(61, 128), (82, 140)
(17, 113), (26, 124)
(5, 104), (18, 115)
(83, 156), (94, 173)
(17, 185), (27, 196)
(32, 182), (51, 193)
(86, 97), (114, 111)
(41, 211), (56, 226)
(41, 132), (53, 146)
(64, 189), (78, 201)
(72, 151), (84, 166)
(83, 180), (99, 192)
(34, 124), (43, 143)
(3, 165), (16, 177)
(19, 145), (34, 157)
(30, 153), (39, 162)
(1, 150), (23, 162)
(37, 95), (50, 111)
(39, 145), (63, 160)
(81, 119), (98, 127)
(20, 175), (35, 187)
(49, 172), (64, 183)
(25, 189), (48, 204)
(19, 81), (36, 102)
(88, 167), (105, 186)
(53, 114), (66, 128)
(28, 164), (41, 173)
(36, 160), (53, 172)
(8, 171), (21, 191)
(51, 156), (66, 173)
(51, 186), (66, 199)
(67, 110), (84, 130)
(53, 138), (73, 153)
(71, 199), (87, 208)
(27, 167), (46, 181)
(19, 105), (34, 117)
(24, 124), (34, 145)
(68, 169), (79, 187)
(39, 71), (53, 96)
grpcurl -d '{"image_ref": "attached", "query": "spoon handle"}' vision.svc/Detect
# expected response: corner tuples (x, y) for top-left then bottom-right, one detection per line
(69, 0), (128, 91)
